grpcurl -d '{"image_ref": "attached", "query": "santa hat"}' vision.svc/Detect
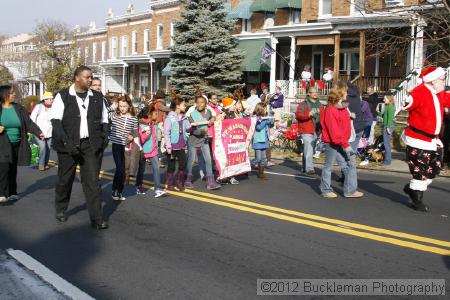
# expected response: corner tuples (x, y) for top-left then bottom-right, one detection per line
(221, 97), (235, 109)
(419, 66), (446, 83)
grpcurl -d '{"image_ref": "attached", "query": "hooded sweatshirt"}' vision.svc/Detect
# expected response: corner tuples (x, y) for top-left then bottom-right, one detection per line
(320, 102), (351, 148)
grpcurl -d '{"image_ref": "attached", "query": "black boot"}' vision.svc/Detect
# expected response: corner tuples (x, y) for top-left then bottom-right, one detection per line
(403, 184), (429, 212)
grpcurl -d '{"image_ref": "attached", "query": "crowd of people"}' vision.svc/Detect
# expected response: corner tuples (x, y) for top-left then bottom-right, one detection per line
(0, 64), (449, 229)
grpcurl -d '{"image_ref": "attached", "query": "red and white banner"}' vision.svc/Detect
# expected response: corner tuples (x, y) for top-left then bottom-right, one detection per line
(212, 118), (257, 179)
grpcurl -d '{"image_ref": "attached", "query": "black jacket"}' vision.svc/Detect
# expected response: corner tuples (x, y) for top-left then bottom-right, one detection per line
(346, 84), (366, 133)
(365, 92), (380, 117)
(0, 103), (42, 165)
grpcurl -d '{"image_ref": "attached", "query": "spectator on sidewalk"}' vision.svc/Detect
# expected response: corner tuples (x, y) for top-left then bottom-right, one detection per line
(378, 95), (395, 166)
(260, 86), (270, 105)
(30, 92), (54, 171)
(246, 88), (260, 116)
(319, 88), (364, 199)
(295, 86), (324, 175)
(0, 84), (43, 204)
(365, 86), (381, 145)
(269, 86), (285, 122)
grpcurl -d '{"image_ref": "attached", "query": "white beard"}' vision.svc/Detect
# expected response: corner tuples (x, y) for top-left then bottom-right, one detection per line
(432, 80), (445, 93)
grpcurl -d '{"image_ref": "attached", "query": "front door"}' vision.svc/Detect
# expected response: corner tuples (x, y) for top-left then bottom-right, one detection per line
(140, 71), (148, 96)
(312, 52), (323, 80)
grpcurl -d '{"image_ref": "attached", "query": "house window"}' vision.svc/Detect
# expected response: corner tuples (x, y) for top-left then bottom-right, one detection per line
(110, 37), (118, 59)
(319, 0), (332, 16)
(170, 22), (175, 46)
(290, 9), (301, 24)
(241, 19), (251, 32)
(132, 31), (138, 54)
(264, 12), (274, 25)
(157, 24), (163, 50)
(144, 29), (150, 52)
(84, 47), (89, 64)
(92, 43), (97, 63)
(351, 0), (365, 14)
(101, 41), (106, 61)
(121, 35), (128, 57)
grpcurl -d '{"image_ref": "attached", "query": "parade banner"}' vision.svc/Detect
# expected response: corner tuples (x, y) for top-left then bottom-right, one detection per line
(212, 118), (257, 180)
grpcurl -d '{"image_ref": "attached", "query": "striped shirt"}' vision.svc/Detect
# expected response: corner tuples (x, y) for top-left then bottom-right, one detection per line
(110, 113), (138, 145)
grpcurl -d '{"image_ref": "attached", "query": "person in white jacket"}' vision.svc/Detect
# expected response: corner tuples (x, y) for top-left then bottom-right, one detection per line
(30, 92), (54, 171)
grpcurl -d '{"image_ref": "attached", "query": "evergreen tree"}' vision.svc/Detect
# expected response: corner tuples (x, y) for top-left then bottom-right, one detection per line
(170, 0), (244, 101)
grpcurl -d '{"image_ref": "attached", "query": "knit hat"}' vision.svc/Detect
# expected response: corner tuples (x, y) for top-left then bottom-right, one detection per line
(221, 97), (235, 109)
(420, 66), (446, 83)
(41, 91), (53, 101)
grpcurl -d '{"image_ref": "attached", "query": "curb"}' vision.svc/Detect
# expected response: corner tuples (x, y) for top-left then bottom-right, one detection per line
(267, 155), (450, 178)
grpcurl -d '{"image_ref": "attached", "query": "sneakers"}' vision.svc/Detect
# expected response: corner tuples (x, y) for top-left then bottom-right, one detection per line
(199, 170), (206, 181)
(38, 165), (45, 171)
(136, 186), (146, 195)
(313, 151), (321, 159)
(0, 196), (8, 203)
(345, 191), (364, 198)
(184, 174), (194, 189)
(154, 189), (168, 198)
(359, 160), (369, 166)
(305, 170), (316, 176)
(8, 194), (20, 201)
(267, 160), (275, 167)
(112, 190), (126, 201)
(323, 192), (338, 198)
(229, 177), (239, 185)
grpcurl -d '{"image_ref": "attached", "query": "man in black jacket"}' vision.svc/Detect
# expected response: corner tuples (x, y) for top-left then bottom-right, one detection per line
(346, 83), (366, 152)
(50, 66), (109, 229)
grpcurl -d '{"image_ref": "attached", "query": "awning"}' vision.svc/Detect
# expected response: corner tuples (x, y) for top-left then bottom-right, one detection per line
(227, 0), (253, 19)
(275, 0), (302, 9)
(162, 63), (172, 76)
(297, 35), (334, 45)
(237, 39), (271, 72)
(250, 0), (276, 12)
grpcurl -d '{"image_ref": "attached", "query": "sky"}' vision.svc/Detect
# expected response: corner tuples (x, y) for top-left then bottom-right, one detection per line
(0, 0), (148, 36)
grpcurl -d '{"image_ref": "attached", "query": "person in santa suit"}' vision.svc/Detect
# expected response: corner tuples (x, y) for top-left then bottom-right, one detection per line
(402, 66), (450, 212)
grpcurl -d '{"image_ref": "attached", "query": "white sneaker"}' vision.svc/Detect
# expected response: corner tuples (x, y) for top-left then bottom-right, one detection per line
(0, 196), (8, 203)
(359, 160), (369, 166)
(229, 177), (239, 185)
(267, 161), (275, 167)
(8, 195), (20, 201)
(154, 189), (168, 198)
(313, 152), (321, 159)
(199, 170), (205, 181)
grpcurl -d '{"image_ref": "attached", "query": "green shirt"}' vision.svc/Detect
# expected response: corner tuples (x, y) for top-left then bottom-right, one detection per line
(1, 106), (21, 143)
(381, 104), (395, 128)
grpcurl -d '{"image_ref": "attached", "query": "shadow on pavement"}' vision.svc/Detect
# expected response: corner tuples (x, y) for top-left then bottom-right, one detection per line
(443, 256), (450, 270)
(0, 225), (110, 299)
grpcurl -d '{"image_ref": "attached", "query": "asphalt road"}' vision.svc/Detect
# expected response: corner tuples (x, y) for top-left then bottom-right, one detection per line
(0, 147), (449, 299)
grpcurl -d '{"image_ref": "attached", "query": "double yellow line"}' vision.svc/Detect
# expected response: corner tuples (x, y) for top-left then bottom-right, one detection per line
(52, 162), (450, 256)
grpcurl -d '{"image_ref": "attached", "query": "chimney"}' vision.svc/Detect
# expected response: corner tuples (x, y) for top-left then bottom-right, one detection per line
(89, 21), (96, 31)
(127, 2), (135, 14)
(108, 8), (114, 18)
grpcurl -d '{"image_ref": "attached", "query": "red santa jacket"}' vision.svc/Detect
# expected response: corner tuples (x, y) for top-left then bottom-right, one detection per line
(403, 83), (450, 151)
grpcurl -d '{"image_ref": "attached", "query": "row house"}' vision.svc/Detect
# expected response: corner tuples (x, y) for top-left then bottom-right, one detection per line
(228, 0), (436, 97)
(76, 1), (181, 98)
(74, 0), (443, 99)
(0, 33), (43, 97)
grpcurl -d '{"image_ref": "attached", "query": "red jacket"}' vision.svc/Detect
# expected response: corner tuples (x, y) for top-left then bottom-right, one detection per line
(295, 100), (324, 134)
(320, 104), (351, 148)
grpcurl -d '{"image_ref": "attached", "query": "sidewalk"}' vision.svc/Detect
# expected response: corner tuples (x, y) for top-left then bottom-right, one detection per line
(268, 150), (450, 178)
(0, 250), (69, 300)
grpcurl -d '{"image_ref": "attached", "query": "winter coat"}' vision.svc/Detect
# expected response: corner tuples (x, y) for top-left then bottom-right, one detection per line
(346, 84), (366, 133)
(295, 98), (324, 134)
(320, 103), (352, 148)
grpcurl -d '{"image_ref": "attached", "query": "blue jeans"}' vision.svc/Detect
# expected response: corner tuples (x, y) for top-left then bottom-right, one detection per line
(255, 149), (267, 166)
(350, 130), (364, 152)
(301, 133), (317, 172)
(136, 155), (161, 191)
(34, 137), (52, 166)
(187, 143), (214, 177)
(320, 144), (358, 196)
(383, 127), (394, 165)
